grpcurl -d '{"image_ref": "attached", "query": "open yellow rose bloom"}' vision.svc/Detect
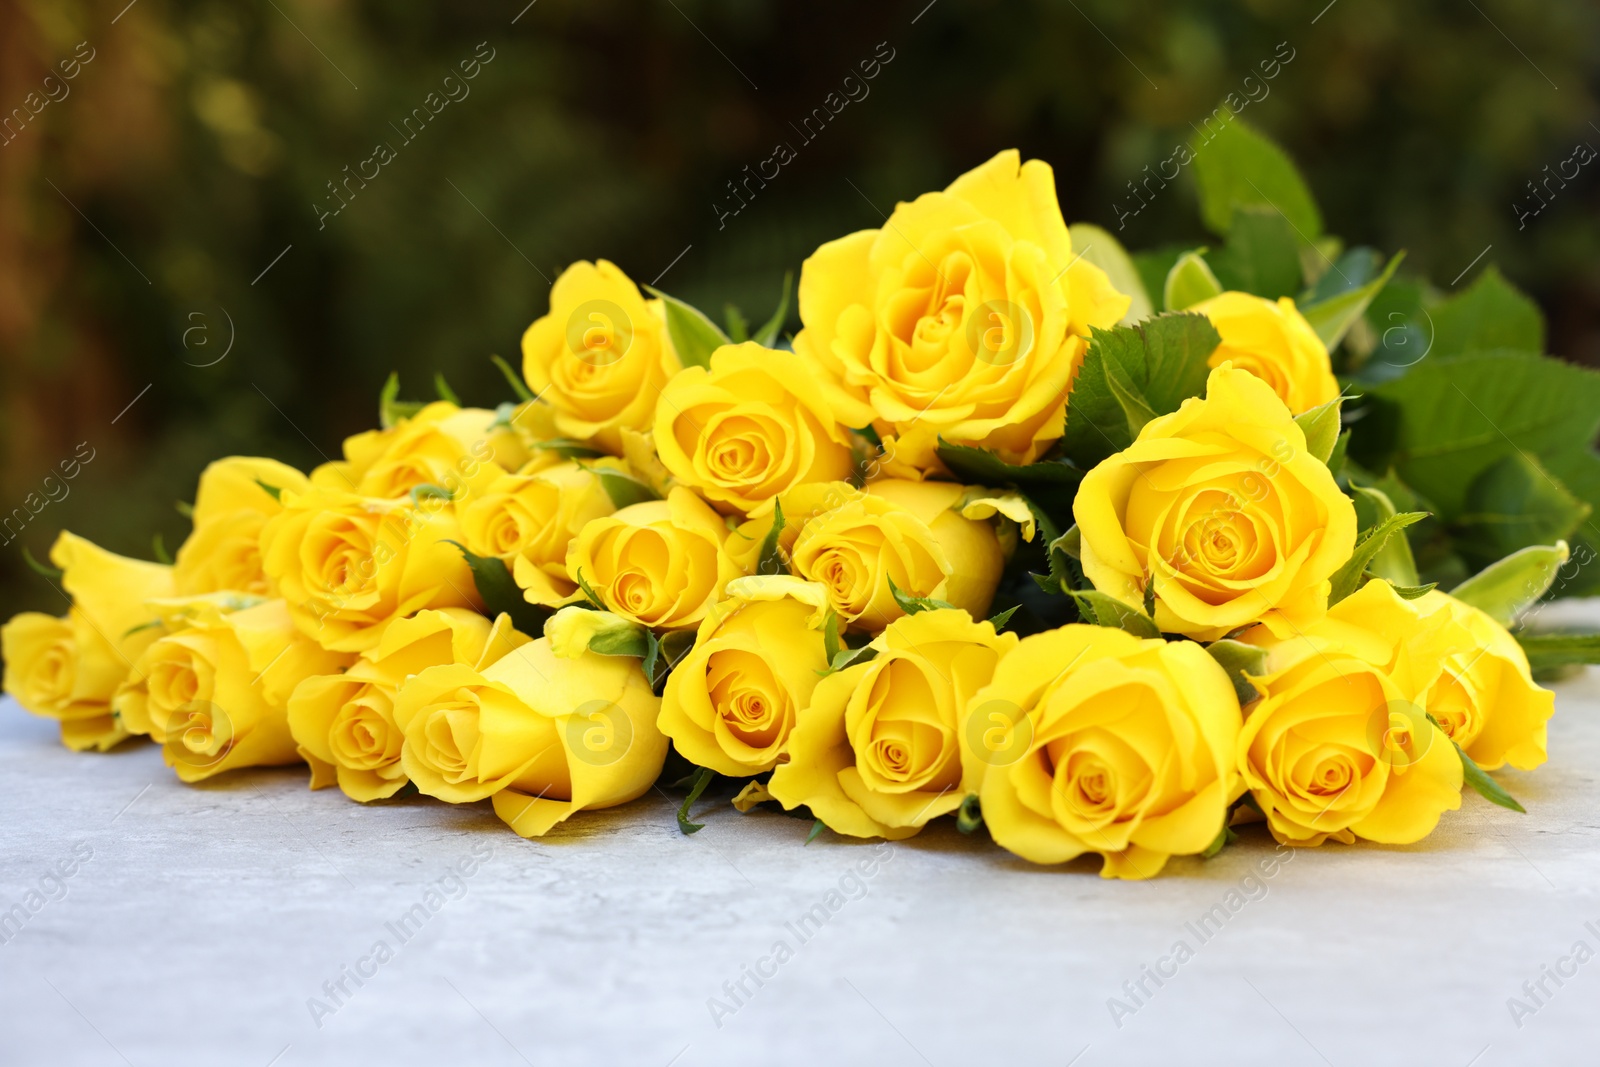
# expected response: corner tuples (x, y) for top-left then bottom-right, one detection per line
(1, 147), (1569, 873)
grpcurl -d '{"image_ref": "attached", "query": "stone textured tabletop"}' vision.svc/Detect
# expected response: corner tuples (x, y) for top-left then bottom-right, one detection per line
(3, 643), (1600, 1066)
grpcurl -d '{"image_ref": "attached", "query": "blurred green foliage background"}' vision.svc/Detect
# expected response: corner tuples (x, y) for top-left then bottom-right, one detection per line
(2, 0), (1598, 615)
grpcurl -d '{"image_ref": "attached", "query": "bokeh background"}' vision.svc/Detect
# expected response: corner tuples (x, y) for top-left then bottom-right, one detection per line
(3, 0), (1598, 616)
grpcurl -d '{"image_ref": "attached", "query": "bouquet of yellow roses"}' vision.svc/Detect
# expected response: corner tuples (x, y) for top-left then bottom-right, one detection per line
(7, 120), (1599, 878)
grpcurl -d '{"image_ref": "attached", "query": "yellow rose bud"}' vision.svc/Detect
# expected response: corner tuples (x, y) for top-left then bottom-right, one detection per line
(0, 532), (175, 750)
(1191, 291), (1340, 415)
(259, 487), (480, 652)
(768, 608), (1018, 838)
(736, 480), (1007, 632)
(115, 599), (350, 782)
(793, 149), (1130, 473)
(311, 402), (516, 500)
(971, 625), (1243, 879)
(520, 260), (680, 455)
(658, 576), (831, 776)
(1235, 580), (1466, 846)
(1074, 363), (1357, 640)
(566, 486), (742, 630)
(653, 341), (855, 517)
(544, 605), (644, 659)
(174, 456), (307, 596)
(1414, 591), (1552, 771)
(457, 461), (619, 607)
(394, 637), (666, 837)
(287, 609), (528, 801)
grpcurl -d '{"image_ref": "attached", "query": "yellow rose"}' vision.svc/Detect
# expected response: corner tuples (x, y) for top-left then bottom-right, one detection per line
(1235, 580), (1465, 846)
(0, 532), (174, 750)
(793, 149), (1130, 473)
(658, 576), (831, 776)
(735, 479), (1008, 632)
(259, 487), (480, 652)
(1413, 591), (1552, 771)
(311, 402), (518, 500)
(288, 610), (530, 801)
(970, 625), (1242, 879)
(457, 461), (619, 607)
(768, 608), (1017, 838)
(653, 341), (855, 517)
(1190, 292), (1339, 415)
(174, 456), (308, 596)
(115, 599), (350, 782)
(520, 260), (680, 455)
(394, 636), (666, 837)
(567, 486), (742, 630)
(1074, 363), (1357, 640)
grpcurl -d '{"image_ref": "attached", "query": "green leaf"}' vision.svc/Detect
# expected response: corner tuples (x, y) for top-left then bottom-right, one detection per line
(1294, 396), (1346, 465)
(1328, 511), (1428, 605)
(1435, 722), (1526, 814)
(434, 373), (461, 406)
(527, 438), (608, 460)
(571, 567), (606, 611)
(724, 303), (749, 343)
(1386, 581), (1437, 599)
(751, 270), (794, 347)
(1162, 250), (1222, 311)
(1429, 266), (1545, 359)
(1102, 350), (1160, 440)
(587, 623), (652, 659)
(1350, 351), (1600, 534)
(987, 605), (1019, 632)
(804, 817), (826, 845)
(1351, 485), (1421, 586)
(1515, 632), (1600, 674)
(935, 441), (1082, 525)
(409, 483), (453, 506)
(379, 371), (426, 429)
(956, 794), (983, 835)
(1205, 206), (1303, 300)
(1067, 589), (1160, 638)
(1201, 825), (1237, 860)
(935, 443), (1083, 489)
(253, 478), (283, 503)
(1061, 313), (1222, 469)
(1450, 541), (1571, 627)
(1191, 115), (1323, 239)
(822, 643), (880, 677)
(1069, 224), (1153, 324)
(646, 286), (731, 370)
(1299, 250), (1405, 351)
(756, 499), (787, 576)
(888, 577), (954, 615)
(489, 354), (535, 403)
(653, 629), (697, 693)
(823, 610), (843, 665)
(1326, 430), (1351, 481)
(441, 541), (548, 637)
(588, 466), (661, 510)
(151, 533), (173, 566)
(1454, 454), (1590, 569)
(175, 498), (195, 519)
(677, 767), (716, 835)
(22, 547), (62, 580)
(1205, 638), (1268, 705)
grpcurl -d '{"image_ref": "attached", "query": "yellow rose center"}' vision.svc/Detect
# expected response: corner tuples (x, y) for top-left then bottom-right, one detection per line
(707, 649), (789, 750)
(330, 687), (401, 771)
(705, 419), (776, 485)
(419, 702), (479, 783)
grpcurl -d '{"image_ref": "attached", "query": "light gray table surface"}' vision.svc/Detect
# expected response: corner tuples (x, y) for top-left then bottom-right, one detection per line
(3, 613), (1600, 1067)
